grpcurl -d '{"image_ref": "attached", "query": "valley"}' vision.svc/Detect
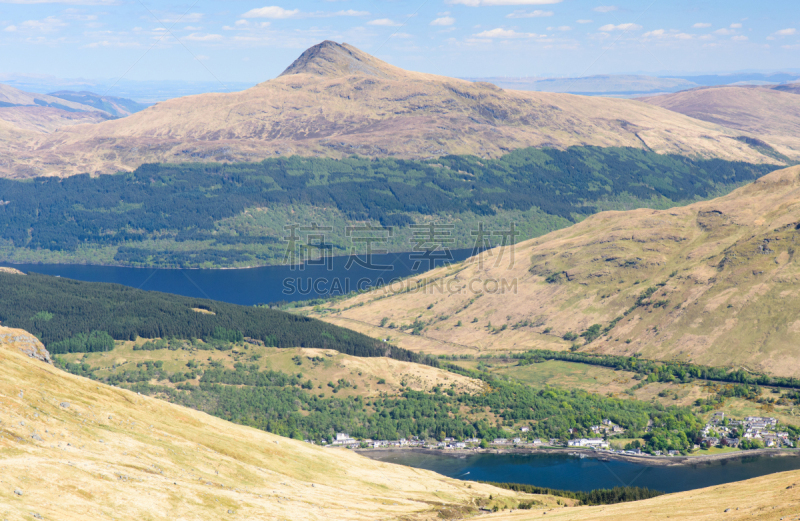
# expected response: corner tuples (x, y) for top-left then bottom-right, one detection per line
(303, 165), (800, 377)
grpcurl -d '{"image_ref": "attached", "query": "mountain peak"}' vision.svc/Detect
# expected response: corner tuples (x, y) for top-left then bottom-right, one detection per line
(279, 40), (402, 79)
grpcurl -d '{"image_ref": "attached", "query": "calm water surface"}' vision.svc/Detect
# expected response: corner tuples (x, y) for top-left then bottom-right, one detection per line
(365, 451), (800, 493)
(2, 249), (473, 306)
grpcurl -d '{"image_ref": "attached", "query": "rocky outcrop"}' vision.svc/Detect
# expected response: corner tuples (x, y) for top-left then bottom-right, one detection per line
(0, 267), (25, 275)
(0, 326), (52, 364)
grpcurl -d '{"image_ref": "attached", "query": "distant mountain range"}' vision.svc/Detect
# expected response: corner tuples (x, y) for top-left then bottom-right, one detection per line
(0, 40), (793, 179)
(46, 91), (149, 117)
(0, 83), (147, 133)
(641, 85), (800, 163)
(467, 72), (800, 97)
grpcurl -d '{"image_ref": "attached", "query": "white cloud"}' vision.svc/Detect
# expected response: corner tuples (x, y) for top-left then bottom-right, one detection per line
(431, 16), (455, 26)
(576, 19), (593, 24)
(448, 0), (562, 6)
(507, 9), (553, 18)
(674, 32), (693, 39)
(84, 40), (139, 48)
(714, 28), (733, 35)
(643, 29), (664, 37)
(556, 25), (571, 31)
(593, 5), (617, 12)
(157, 12), (203, 24)
(692, 23), (711, 28)
(4, 24), (16, 31)
(18, 16), (66, 32)
(334, 10), (369, 17)
(242, 6), (300, 19)
(730, 23), (742, 28)
(475, 27), (542, 38)
(368, 18), (401, 26)
(63, 11), (98, 21)
(184, 25), (203, 30)
(731, 35), (748, 41)
(184, 32), (223, 41)
(598, 23), (641, 32)
(775, 28), (797, 36)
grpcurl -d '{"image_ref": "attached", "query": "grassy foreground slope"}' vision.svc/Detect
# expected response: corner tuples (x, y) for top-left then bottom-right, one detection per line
(0, 326), (546, 520)
(305, 165), (800, 377)
(4, 329), (800, 519)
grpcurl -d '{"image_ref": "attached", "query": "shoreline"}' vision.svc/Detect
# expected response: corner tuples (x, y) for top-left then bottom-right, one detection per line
(0, 247), (476, 272)
(356, 446), (800, 467)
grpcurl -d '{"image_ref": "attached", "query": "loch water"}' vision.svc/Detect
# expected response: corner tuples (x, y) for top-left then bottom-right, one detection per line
(2, 249), (474, 306)
(364, 451), (800, 493)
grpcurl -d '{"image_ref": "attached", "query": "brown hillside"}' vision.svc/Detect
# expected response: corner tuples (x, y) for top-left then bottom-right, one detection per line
(0, 328), (555, 520)
(0, 84), (109, 134)
(773, 82), (800, 95)
(641, 86), (800, 157)
(0, 84), (99, 112)
(0, 106), (108, 133)
(1, 41), (788, 179)
(306, 165), (800, 378)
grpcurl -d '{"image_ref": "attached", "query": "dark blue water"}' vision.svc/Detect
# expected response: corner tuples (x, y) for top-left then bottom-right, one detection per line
(366, 451), (800, 493)
(1, 249), (473, 307)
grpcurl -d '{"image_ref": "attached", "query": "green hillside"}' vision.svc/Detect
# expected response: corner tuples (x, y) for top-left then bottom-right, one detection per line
(0, 146), (779, 268)
(0, 272), (427, 364)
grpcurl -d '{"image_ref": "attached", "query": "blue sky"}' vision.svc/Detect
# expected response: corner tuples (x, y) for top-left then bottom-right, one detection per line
(0, 0), (798, 86)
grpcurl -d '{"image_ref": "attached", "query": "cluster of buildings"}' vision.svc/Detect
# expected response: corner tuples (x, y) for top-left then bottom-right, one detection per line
(700, 413), (792, 448)
(590, 419), (624, 435)
(315, 414), (794, 454)
(322, 433), (428, 449)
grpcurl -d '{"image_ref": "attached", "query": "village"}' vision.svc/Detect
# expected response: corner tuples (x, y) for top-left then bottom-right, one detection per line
(310, 414), (794, 457)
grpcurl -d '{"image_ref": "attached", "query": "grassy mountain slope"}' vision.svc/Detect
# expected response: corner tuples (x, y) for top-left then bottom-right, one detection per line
(0, 106), (108, 133)
(1, 41), (786, 179)
(489, 473), (800, 521)
(305, 165), (800, 377)
(60, 343), (486, 399)
(641, 86), (800, 161)
(0, 327), (547, 520)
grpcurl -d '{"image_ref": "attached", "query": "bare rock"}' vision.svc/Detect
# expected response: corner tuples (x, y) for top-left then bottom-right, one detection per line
(0, 326), (52, 365)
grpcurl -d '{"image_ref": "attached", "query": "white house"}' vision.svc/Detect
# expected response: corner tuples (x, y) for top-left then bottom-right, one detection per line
(567, 438), (609, 449)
